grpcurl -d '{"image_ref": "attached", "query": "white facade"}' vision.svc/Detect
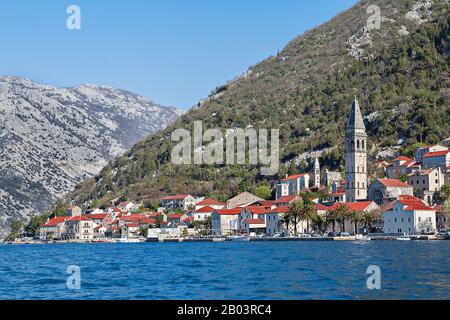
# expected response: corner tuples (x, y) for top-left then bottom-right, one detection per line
(383, 201), (436, 235)
(276, 174), (310, 199)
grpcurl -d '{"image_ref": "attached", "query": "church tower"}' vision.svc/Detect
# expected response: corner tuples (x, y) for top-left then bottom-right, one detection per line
(345, 98), (367, 202)
(314, 156), (320, 188)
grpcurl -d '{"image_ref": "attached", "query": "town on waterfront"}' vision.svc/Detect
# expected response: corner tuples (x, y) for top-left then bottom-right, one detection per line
(8, 100), (450, 244)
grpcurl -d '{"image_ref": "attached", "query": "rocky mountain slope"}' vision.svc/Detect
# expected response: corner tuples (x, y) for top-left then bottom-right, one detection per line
(0, 76), (182, 236)
(61, 0), (449, 209)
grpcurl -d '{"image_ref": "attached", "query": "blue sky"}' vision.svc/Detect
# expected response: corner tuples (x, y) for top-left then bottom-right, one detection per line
(0, 0), (358, 109)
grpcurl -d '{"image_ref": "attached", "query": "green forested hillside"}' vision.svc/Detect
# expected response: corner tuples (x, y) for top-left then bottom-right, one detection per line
(58, 0), (450, 209)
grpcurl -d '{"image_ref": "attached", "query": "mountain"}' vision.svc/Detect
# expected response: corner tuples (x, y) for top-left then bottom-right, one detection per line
(0, 76), (183, 236)
(60, 0), (449, 210)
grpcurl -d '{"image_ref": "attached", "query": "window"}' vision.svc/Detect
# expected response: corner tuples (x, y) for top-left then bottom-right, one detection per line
(362, 140), (365, 149)
(357, 140), (360, 149)
(418, 217), (421, 222)
(408, 218), (411, 222)
(394, 218), (398, 222)
(401, 218), (404, 222)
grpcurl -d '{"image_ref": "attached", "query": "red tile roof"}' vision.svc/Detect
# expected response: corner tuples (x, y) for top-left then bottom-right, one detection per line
(85, 213), (108, 220)
(196, 198), (223, 206)
(423, 150), (450, 158)
(182, 216), (194, 223)
(168, 214), (184, 219)
(40, 216), (67, 227)
(393, 156), (413, 162)
(195, 206), (215, 213)
(328, 202), (374, 212)
(378, 179), (410, 188)
(268, 206), (290, 214)
(274, 195), (299, 204)
(215, 208), (241, 215)
(281, 174), (307, 181)
(315, 204), (331, 211)
(245, 206), (269, 214)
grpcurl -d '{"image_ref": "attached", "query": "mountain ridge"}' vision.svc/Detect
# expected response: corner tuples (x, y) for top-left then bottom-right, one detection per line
(0, 76), (183, 236)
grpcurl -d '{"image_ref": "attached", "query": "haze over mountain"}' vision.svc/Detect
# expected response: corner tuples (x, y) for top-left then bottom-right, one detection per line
(0, 76), (182, 236)
(60, 0), (449, 211)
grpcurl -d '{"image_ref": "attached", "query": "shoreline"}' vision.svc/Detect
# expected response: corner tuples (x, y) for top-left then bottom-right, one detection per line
(5, 234), (449, 245)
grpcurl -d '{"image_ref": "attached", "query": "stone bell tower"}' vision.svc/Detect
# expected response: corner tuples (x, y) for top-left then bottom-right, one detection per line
(345, 97), (368, 202)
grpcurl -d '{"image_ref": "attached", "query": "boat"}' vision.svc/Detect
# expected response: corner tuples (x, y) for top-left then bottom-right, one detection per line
(396, 235), (411, 241)
(355, 234), (371, 241)
(229, 235), (251, 242)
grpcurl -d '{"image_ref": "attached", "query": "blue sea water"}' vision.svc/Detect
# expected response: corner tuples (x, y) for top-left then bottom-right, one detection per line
(0, 241), (448, 300)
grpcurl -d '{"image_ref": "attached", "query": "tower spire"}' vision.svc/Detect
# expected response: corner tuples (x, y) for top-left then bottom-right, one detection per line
(345, 97), (367, 202)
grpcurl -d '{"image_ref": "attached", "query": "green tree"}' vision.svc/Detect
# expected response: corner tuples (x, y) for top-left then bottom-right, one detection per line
(4, 220), (23, 242)
(254, 185), (272, 200)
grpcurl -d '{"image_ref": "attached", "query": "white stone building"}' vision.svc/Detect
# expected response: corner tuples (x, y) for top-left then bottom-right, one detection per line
(275, 174), (310, 199)
(383, 197), (437, 235)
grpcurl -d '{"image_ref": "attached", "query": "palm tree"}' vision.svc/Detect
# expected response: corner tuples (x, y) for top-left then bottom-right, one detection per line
(288, 201), (304, 236)
(278, 212), (291, 236)
(332, 204), (350, 233)
(349, 210), (364, 235)
(311, 213), (325, 234)
(325, 209), (338, 232)
(363, 209), (382, 233)
(301, 198), (318, 234)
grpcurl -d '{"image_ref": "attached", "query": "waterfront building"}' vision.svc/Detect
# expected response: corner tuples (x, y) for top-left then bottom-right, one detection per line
(211, 208), (241, 236)
(121, 223), (140, 239)
(85, 213), (113, 228)
(193, 206), (215, 221)
(39, 216), (67, 240)
(275, 174), (310, 199)
(319, 201), (380, 234)
(345, 98), (368, 202)
(62, 216), (94, 240)
(368, 179), (414, 206)
(265, 206), (289, 236)
(383, 196), (437, 235)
